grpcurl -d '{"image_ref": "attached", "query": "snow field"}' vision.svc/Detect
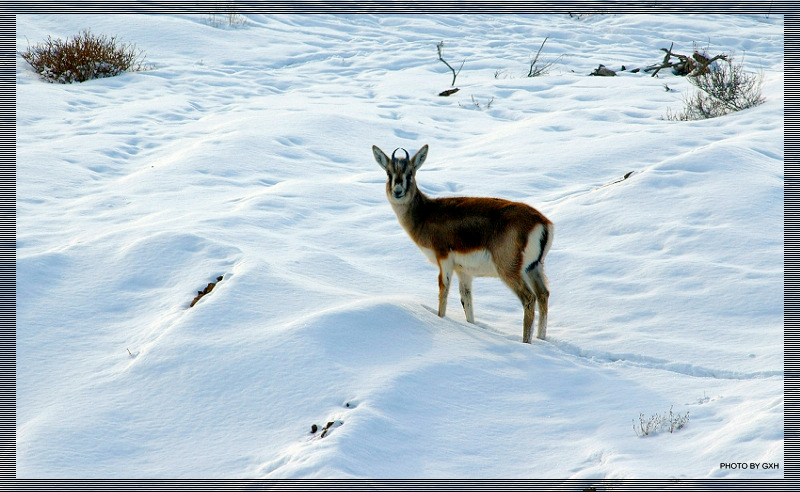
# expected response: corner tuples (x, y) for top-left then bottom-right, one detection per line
(17, 14), (783, 478)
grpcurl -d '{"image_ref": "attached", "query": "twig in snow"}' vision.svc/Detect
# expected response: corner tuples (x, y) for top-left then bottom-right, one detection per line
(527, 37), (560, 77)
(437, 41), (464, 87)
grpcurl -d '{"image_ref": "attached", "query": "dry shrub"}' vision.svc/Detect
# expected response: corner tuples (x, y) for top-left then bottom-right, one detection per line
(633, 406), (690, 437)
(20, 29), (148, 83)
(667, 53), (765, 121)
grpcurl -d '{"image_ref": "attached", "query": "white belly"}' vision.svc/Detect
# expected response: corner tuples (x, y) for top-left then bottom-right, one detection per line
(419, 247), (498, 277)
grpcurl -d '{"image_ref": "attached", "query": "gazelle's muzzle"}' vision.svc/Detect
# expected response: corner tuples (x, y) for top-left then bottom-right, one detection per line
(388, 170), (410, 200)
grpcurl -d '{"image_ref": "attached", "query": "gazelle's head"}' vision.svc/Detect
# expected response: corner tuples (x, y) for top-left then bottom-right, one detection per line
(372, 144), (428, 203)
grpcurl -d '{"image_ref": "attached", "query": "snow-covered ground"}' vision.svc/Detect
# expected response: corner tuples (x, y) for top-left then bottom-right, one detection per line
(16, 14), (783, 479)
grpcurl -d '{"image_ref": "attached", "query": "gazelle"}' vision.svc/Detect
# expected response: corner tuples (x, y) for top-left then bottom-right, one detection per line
(372, 144), (554, 343)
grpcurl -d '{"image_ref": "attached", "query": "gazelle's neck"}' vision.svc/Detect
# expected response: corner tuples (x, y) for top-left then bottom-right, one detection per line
(390, 187), (429, 233)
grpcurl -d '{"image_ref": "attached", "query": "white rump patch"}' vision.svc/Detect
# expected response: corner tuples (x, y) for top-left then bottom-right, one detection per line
(522, 223), (548, 269)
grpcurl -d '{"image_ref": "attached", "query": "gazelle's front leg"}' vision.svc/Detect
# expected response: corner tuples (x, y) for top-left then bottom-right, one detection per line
(457, 272), (475, 323)
(437, 260), (453, 318)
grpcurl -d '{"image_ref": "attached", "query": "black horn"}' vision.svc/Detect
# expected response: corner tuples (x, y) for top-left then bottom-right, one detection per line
(392, 148), (409, 162)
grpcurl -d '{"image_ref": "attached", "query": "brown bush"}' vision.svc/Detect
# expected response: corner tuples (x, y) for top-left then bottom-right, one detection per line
(20, 29), (148, 83)
(667, 53), (765, 121)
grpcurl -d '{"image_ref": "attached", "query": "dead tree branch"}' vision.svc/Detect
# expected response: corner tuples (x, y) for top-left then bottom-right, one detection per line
(437, 41), (464, 87)
(645, 43), (728, 77)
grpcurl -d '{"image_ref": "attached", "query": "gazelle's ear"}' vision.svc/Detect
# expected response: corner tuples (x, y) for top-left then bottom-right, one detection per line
(411, 144), (428, 171)
(372, 145), (390, 170)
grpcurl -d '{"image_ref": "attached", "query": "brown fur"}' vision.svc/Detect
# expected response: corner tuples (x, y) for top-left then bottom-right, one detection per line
(402, 194), (550, 261)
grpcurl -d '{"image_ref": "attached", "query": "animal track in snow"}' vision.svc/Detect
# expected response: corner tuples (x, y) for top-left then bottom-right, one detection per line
(551, 339), (782, 381)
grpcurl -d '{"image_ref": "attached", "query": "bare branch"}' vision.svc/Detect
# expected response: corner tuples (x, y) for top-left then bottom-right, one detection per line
(648, 41), (674, 77)
(437, 41), (464, 87)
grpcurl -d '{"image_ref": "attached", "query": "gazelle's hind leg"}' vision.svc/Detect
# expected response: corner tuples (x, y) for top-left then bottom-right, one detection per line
(515, 283), (537, 344)
(497, 262), (537, 343)
(457, 272), (475, 323)
(526, 262), (550, 340)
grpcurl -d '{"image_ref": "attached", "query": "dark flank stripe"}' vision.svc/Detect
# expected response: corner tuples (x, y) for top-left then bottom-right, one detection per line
(10, 3), (789, 489)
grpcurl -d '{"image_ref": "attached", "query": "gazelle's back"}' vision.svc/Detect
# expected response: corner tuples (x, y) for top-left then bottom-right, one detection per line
(414, 196), (550, 256)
